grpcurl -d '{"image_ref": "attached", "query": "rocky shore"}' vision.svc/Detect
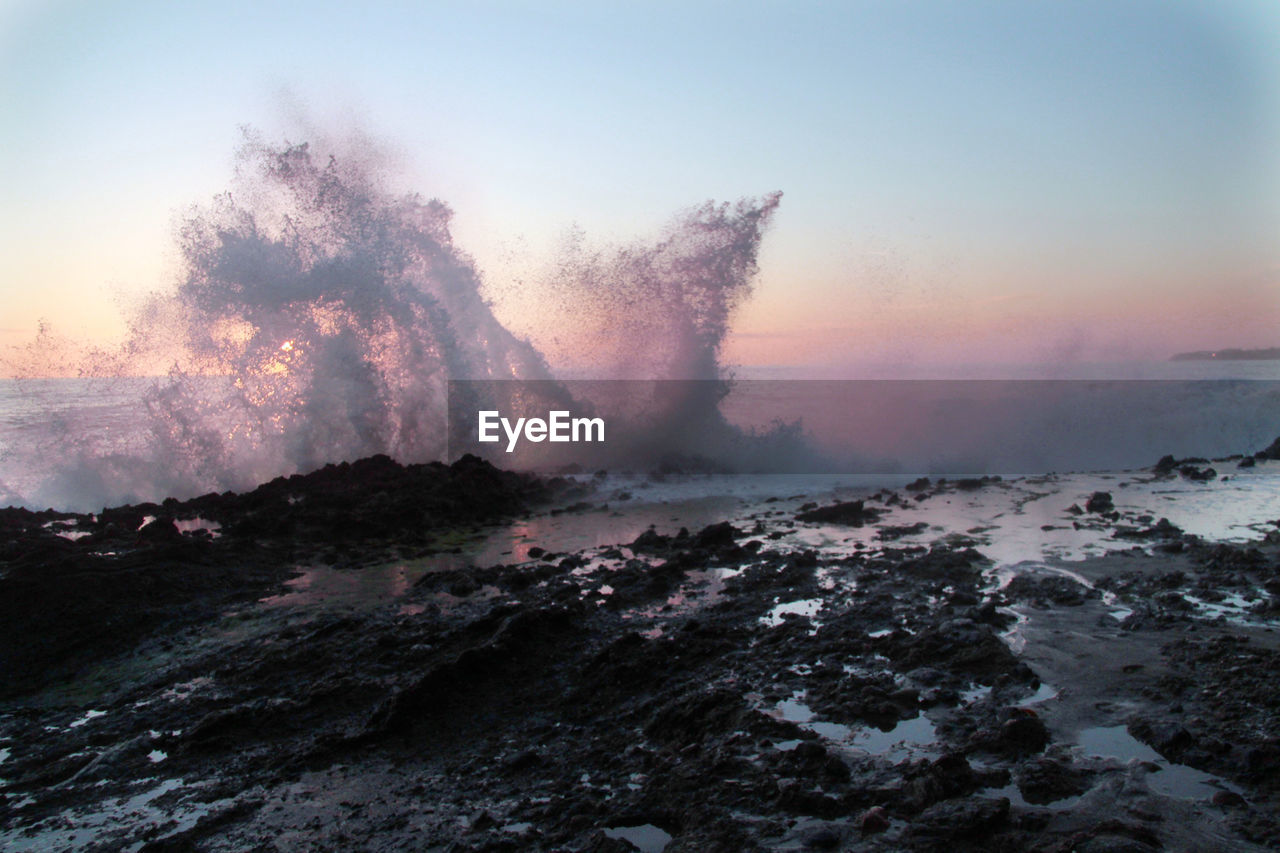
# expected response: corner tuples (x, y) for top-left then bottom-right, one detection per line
(1, 447), (1279, 851)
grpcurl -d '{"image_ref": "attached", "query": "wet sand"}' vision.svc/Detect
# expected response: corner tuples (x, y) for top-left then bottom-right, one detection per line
(1, 451), (1279, 851)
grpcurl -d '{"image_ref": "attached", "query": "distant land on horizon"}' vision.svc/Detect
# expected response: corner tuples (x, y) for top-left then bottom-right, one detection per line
(1170, 347), (1280, 361)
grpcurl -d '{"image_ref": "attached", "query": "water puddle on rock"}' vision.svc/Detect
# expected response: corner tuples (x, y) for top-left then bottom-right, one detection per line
(1183, 590), (1268, 625)
(1021, 682), (1059, 706)
(772, 695), (852, 742)
(769, 694), (938, 761)
(961, 681), (1056, 707)
(0, 777), (233, 853)
(850, 715), (938, 761)
(67, 709), (107, 729)
(603, 823), (673, 852)
(475, 491), (747, 563)
(978, 779), (1084, 811)
(1076, 725), (1244, 800)
(761, 598), (823, 628)
(619, 567), (739, 627)
(258, 563), (434, 609)
(778, 468), (1279, 569)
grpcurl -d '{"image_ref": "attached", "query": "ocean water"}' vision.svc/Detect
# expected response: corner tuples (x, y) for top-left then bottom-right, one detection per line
(715, 374), (1280, 474)
(0, 377), (158, 508)
(3, 365), (1279, 512)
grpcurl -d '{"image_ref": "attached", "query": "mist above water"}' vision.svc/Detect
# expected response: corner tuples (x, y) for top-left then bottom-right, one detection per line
(2, 132), (785, 509)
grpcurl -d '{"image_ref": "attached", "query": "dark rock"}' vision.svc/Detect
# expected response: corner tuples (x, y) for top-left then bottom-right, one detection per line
(1255, 435), (1280, 460)
(878, 521), (929, 541)
(796, 500), (882, 526)
(550, 500), (594, 516)
(909, 797), (1009, 841)
(693, 521), (741, 550)
(898, 547), (986, 582)
(1015, 757), (1093, 804)
(900, 753), (995, 811)
(998, 714), (1050, 755)
(1128, 718), (1194, 760)
(969, 710), (1049, 756)
(1212, 790), (1247, 808)
(504, 749), (542, 771)
(630, 528), (669, 553)
(797, 824), (842, 849)
(860, 805), (890, 835)
(776, 782), (847, 819)
(1003, 574), (1095, 607)
(137, 517), (182, 543)
(1153, 591), (1192, 612)
(1074, 837), (1159, 853)
(448, 574), (481, 596)
(11, 439), (1280, 852)
(1113, 517), (1183, 541)
(583, 832), (641, 852)
(644, 689), (749, 748)
(905, 667), (948, 686)
(1064, 822), (1163, 853)
(892, 618), (1025, 683)
(1086, 492), (1114, 513)
(782, 741), (850, 784)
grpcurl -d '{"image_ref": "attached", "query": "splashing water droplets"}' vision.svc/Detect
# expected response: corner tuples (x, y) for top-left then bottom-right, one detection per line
(6, 130), (782, 509)
(125, 135), (556, 493)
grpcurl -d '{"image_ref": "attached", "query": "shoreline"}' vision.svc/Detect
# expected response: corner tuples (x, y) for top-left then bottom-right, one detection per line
(1, 448), (1279, 850)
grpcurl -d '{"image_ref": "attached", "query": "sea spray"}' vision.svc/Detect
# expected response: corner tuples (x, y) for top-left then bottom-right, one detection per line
(467, 192), (791, 470)
(2, 131), (788, 509)
(534, 192), (782, 383)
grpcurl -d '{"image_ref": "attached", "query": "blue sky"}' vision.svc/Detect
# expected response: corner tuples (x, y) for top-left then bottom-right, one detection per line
(2, 0), (1277, 369)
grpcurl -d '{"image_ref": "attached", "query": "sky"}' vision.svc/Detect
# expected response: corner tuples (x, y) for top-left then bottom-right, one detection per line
(1, 0), (1278, 374)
